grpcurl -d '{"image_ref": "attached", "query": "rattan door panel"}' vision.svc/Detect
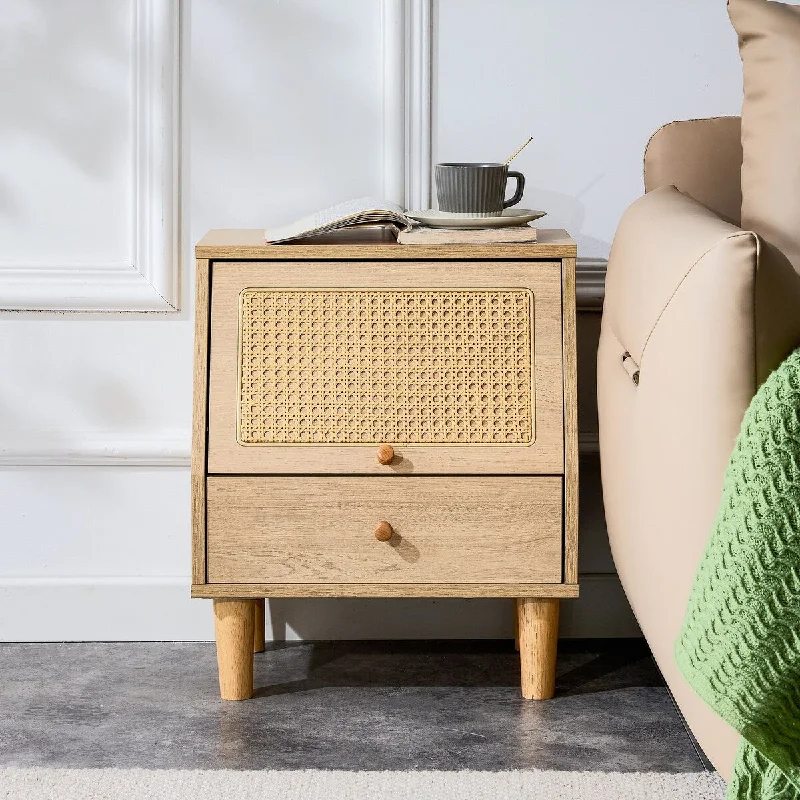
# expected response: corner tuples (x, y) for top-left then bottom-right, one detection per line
(206, 476), (563, 584)
(208, 261), (564, 474)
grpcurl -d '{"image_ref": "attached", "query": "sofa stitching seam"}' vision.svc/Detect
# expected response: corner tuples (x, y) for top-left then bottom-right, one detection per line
(639, 231), (757, 367)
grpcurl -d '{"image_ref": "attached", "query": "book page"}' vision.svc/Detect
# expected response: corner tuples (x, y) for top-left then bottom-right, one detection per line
(266, 197), (409, 243)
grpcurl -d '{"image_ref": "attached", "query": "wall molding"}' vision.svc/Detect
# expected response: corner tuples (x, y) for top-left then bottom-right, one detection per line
(0, 430), (190, 467)
(381, 0), (433, 210)
(381, 1), (404, 206)
(404, 0), (433, 211)
(0, 428), (600, 466)
(0, 0), (180, 313)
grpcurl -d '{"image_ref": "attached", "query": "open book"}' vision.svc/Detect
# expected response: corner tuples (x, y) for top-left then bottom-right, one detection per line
(265, 197), (412, 244)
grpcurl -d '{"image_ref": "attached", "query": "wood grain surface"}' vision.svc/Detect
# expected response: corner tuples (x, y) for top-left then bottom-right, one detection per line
(561, 257), (579, 583)
(206, 476), (563, 585)
(517, 597), (560, 700)
(196, 227), (577, 260)
(213, 599), (255, 700)
(193, 582), (579, 599)
(191, 258), (211, 584)
(207, 260), (564, 475)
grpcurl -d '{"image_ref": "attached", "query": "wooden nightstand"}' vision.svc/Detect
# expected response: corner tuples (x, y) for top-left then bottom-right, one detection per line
(192, 228), (578, 701)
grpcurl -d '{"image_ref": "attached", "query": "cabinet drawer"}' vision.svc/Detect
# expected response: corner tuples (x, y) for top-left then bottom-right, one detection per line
(207, 261), (564, 475)
(206, 477), (563, 585)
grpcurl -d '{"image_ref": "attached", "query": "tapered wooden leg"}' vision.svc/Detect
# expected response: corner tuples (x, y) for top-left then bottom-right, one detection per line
(213, 599), (255, 700)
(517, 597), (559, 700)
(253, 599), (266, 653)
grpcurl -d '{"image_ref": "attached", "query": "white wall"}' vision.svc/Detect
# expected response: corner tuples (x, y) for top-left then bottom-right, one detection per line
(436, 0), (744, 259)
(0, 0), (744, 641)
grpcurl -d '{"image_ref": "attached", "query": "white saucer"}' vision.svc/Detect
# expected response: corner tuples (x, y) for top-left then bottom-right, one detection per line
(406, 208), (546, 229)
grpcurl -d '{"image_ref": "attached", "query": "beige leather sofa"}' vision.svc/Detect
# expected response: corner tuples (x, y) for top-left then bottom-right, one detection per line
(597, 117), (800, 779)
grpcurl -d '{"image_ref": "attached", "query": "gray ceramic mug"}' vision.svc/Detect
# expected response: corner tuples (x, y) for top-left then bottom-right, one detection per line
(435, 163), (525, 217)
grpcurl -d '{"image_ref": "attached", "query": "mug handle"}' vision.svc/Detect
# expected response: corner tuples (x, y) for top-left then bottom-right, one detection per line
(503, 171), (525, 208)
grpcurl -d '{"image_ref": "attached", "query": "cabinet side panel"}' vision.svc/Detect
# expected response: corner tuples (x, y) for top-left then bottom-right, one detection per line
(191, 258), (211, 584)
(562, 257), (579, 584)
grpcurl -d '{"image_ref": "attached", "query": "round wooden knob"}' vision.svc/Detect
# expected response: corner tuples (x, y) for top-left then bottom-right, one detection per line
(374, 521), (394, 542)
(376, 444), (394, 465)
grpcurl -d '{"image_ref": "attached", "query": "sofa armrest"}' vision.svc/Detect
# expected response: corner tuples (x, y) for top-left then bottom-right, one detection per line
(644, 117), (742, 225)
(603, 186), (800, 387)
(598, 185), (800, 778)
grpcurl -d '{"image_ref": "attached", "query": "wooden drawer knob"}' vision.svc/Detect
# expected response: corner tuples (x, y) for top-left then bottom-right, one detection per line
(374, 521), (394, 542)
(376, 444), (394, 465)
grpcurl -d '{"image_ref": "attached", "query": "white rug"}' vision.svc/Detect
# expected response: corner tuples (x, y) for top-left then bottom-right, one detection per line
(0, 768), (726, 799)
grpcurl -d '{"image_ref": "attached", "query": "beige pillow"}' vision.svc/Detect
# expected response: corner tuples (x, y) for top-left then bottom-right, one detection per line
(728, 0), (800, 275)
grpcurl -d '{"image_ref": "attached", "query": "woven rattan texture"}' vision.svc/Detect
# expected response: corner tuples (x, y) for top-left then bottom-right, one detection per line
(238, 289), (534, 445)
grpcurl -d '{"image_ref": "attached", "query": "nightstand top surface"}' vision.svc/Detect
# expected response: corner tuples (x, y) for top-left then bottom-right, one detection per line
(196, 228), (576, 260)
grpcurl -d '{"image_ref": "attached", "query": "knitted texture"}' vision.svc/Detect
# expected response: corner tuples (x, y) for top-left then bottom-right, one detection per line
(676, 348), (800, 800)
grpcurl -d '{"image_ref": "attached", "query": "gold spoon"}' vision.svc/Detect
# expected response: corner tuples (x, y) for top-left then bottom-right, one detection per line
(505, 136), (534, 166)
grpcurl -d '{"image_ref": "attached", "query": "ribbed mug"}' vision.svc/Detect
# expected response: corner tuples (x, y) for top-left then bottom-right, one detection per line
(435, 163), (525, 218)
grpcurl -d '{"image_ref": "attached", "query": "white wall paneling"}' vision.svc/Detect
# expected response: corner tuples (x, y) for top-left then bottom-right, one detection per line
(0, 0), (179, 312)
(381, 1), (405, 204)
(404, 0), (433, 211)
(381, 0), (433, 209)
(0, 430), (189, 467)
(4, 0), (750, 642)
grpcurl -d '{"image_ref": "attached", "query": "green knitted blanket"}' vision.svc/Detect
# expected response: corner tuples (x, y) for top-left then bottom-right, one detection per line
(676, 348), (800, 799)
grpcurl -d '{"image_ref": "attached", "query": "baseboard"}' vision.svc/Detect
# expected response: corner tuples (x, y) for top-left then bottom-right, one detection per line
(0, 574), (639, 641)
(0, 578), (214, 641)
(576, 258), (607, 311)
(579, 431), (599, 454)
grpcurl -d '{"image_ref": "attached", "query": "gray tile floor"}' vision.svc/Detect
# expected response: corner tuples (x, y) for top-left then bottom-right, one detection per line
(0, 640), (710, 772)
